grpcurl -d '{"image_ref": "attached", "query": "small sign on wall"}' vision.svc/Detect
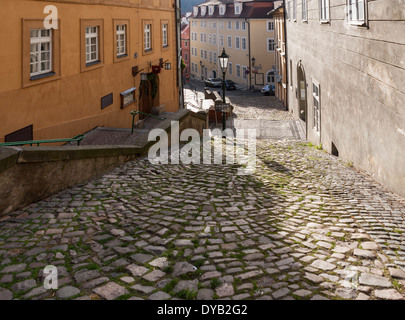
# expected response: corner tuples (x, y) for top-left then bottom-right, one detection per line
(255, 73), (264, 85)
(101, 93), (113, 110)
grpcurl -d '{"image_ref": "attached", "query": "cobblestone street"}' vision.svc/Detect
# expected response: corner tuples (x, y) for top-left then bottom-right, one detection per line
(0, 93), (404, 300)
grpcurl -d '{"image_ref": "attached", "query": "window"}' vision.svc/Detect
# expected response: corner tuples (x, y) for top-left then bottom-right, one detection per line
(241, 37), (247, 50)
(228, 21), (232, 30)
(235, 36), (240, 49)
(201, 49), (204, 58)
(213, 52), (217, 63)
(302, 0), (308, 21)
(290, 60), (293, 88)
(204, 50), (207, 59)
(267, 21), (274, 31)
(220, 22), (224, 29)
(313, 81), (321, 133)
(116, 25), (127, 57)
(347, 0), (366, 25)
(227, 36), (232, 48)
(144, 23), (152, 51)
(236, 64), (241, 77)
(219, 5), (225, 15)
(209, 51), (212, 63)
(185, 52), (188, 61)
(201, 6), (206, 16)
(213, 34), (216, 45)
(201, 33), (203, 42)
(242, 66), (247, 80)
(235, 3), (242, 15)
(208, 34), (212, 44)
(209, 6), (214, 15)
(193, 7), (199, 16)
(242, 21), (246, 31)
(267, 71), (275, 84)
(287, 1), (291, 20)
(30, 29), (52, 77)
(228, 62), (233, 75)
(320, 0), (330, 22)
(162, 23), (168, 47)
(80, 19), (104, 72)
(204, 33), (207, 43)
(114, 20), (129, 62)
(236, 21), (240, 30)
(267, 38), (275, 52)
(85, 26), (99, 64)
(220, 35), (224, 46)
(293, 0), (297, 21)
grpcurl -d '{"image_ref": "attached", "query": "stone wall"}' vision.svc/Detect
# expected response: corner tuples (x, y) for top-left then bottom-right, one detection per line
(0, 110), (207, 217)
(286, 0), (405, 197)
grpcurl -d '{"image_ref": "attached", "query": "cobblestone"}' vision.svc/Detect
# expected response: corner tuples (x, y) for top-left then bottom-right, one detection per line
(0, 102), (404, 300)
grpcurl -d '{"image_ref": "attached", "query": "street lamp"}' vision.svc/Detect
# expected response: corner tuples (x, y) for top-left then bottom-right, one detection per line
(218, 48), (229, 131)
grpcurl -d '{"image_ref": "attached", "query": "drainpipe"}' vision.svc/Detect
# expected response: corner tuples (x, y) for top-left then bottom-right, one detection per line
(246, 19), (251, 90)
(283, 0), (289, 111)
(176, 0), (184, 109)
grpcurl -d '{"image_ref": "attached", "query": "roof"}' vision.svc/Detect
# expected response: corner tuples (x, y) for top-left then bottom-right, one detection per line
(191, 0), (275, 19)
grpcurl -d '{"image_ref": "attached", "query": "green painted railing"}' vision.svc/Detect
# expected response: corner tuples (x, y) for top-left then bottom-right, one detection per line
(130, 111), (166, 134)
(0, 134), (84, 147)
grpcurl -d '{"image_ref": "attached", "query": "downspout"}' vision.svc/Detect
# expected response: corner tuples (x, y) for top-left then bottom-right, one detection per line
(246, 18), (251, 90)
(283, 0), (289, 111)
(175, 0), (184, 108)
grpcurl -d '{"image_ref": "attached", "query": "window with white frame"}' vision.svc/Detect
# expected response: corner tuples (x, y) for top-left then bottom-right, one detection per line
(235, 36), (240, 49)
(227, 35), (232, 48)
(219, 4), (225, 15)
(193, 7), (198, 16)
(220, 34), (224, 46)
(204, 50), (207, 59)
(241, 37), (247, 50)
(116, 25), (127, 57)
(235, 3), (242, 15)
(242, 66), (247, 80)
(201, 49), (204, 58)
(347, 0), (366, 24)
(228, 21), (232, 30)
(144, 24), (152, 51)
(208, 34), (212, 44)
(162, 23), (168, 47)
(267, 38), (275, 52)
(302, 0), (308, 21)
(209, 51), (212, 62)
(267, 71), (275, 84)
(293, 0), (297, 20)
(241, 21), (246, 31)
(236, 21), (240, 30)
(213, 52), (217, 63)
(229, 62), (233, 75)
(213, 34), (216, 45)
(204, 33), (207, 43)
(85, 26), (99, 63)
(201, 6), (206, 16)
(267, 21), (274, 31)
(209, 6), (214, 15)
(220, 21), (224, 29)
(313, 81), (321, 133)
(320, 0), (330, 21)
(236, 64), (241, 77)
(200, 33), (203, 42)
(30, 29), (52, 76)
(213, 22), (216, 28)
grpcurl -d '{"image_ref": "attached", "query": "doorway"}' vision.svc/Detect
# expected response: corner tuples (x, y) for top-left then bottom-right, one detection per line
(139, 73), (160, 120)
(297, 62), (307, 137)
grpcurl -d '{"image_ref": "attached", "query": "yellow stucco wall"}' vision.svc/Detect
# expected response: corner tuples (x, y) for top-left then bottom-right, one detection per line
(0, 0), (179, 142)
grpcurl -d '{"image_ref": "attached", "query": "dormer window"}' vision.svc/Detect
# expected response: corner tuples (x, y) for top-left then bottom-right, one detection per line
(201, 6), (207, 16)
(193, 6), (198, 16)
(235, 2), (242, 15)
(209, 5), (214, 16)
(219, 4), (226, 15)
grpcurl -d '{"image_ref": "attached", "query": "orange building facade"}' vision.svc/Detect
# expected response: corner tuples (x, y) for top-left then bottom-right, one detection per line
(0, 0), (179, 143)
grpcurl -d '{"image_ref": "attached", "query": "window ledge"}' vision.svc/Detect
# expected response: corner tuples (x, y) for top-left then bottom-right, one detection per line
(30, 72), (56, 81)
(117, 54), (128, 59)
(86, 60), (102, 67)
(320, 20), (330, 24)
(348, 21), (367, 27)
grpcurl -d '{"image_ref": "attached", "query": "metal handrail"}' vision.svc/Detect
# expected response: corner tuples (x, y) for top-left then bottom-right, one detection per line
(130, 111), (166, 134)
(0, 135), (84, 147)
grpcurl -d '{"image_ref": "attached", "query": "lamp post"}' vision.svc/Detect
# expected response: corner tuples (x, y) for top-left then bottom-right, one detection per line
(218, 48), (229, 131)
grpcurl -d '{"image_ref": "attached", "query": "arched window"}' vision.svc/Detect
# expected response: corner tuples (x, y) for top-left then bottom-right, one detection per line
(266, 71), (275, 84)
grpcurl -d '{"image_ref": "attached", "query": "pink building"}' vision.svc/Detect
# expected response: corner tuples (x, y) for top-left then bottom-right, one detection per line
(181, 23), (190, 81)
